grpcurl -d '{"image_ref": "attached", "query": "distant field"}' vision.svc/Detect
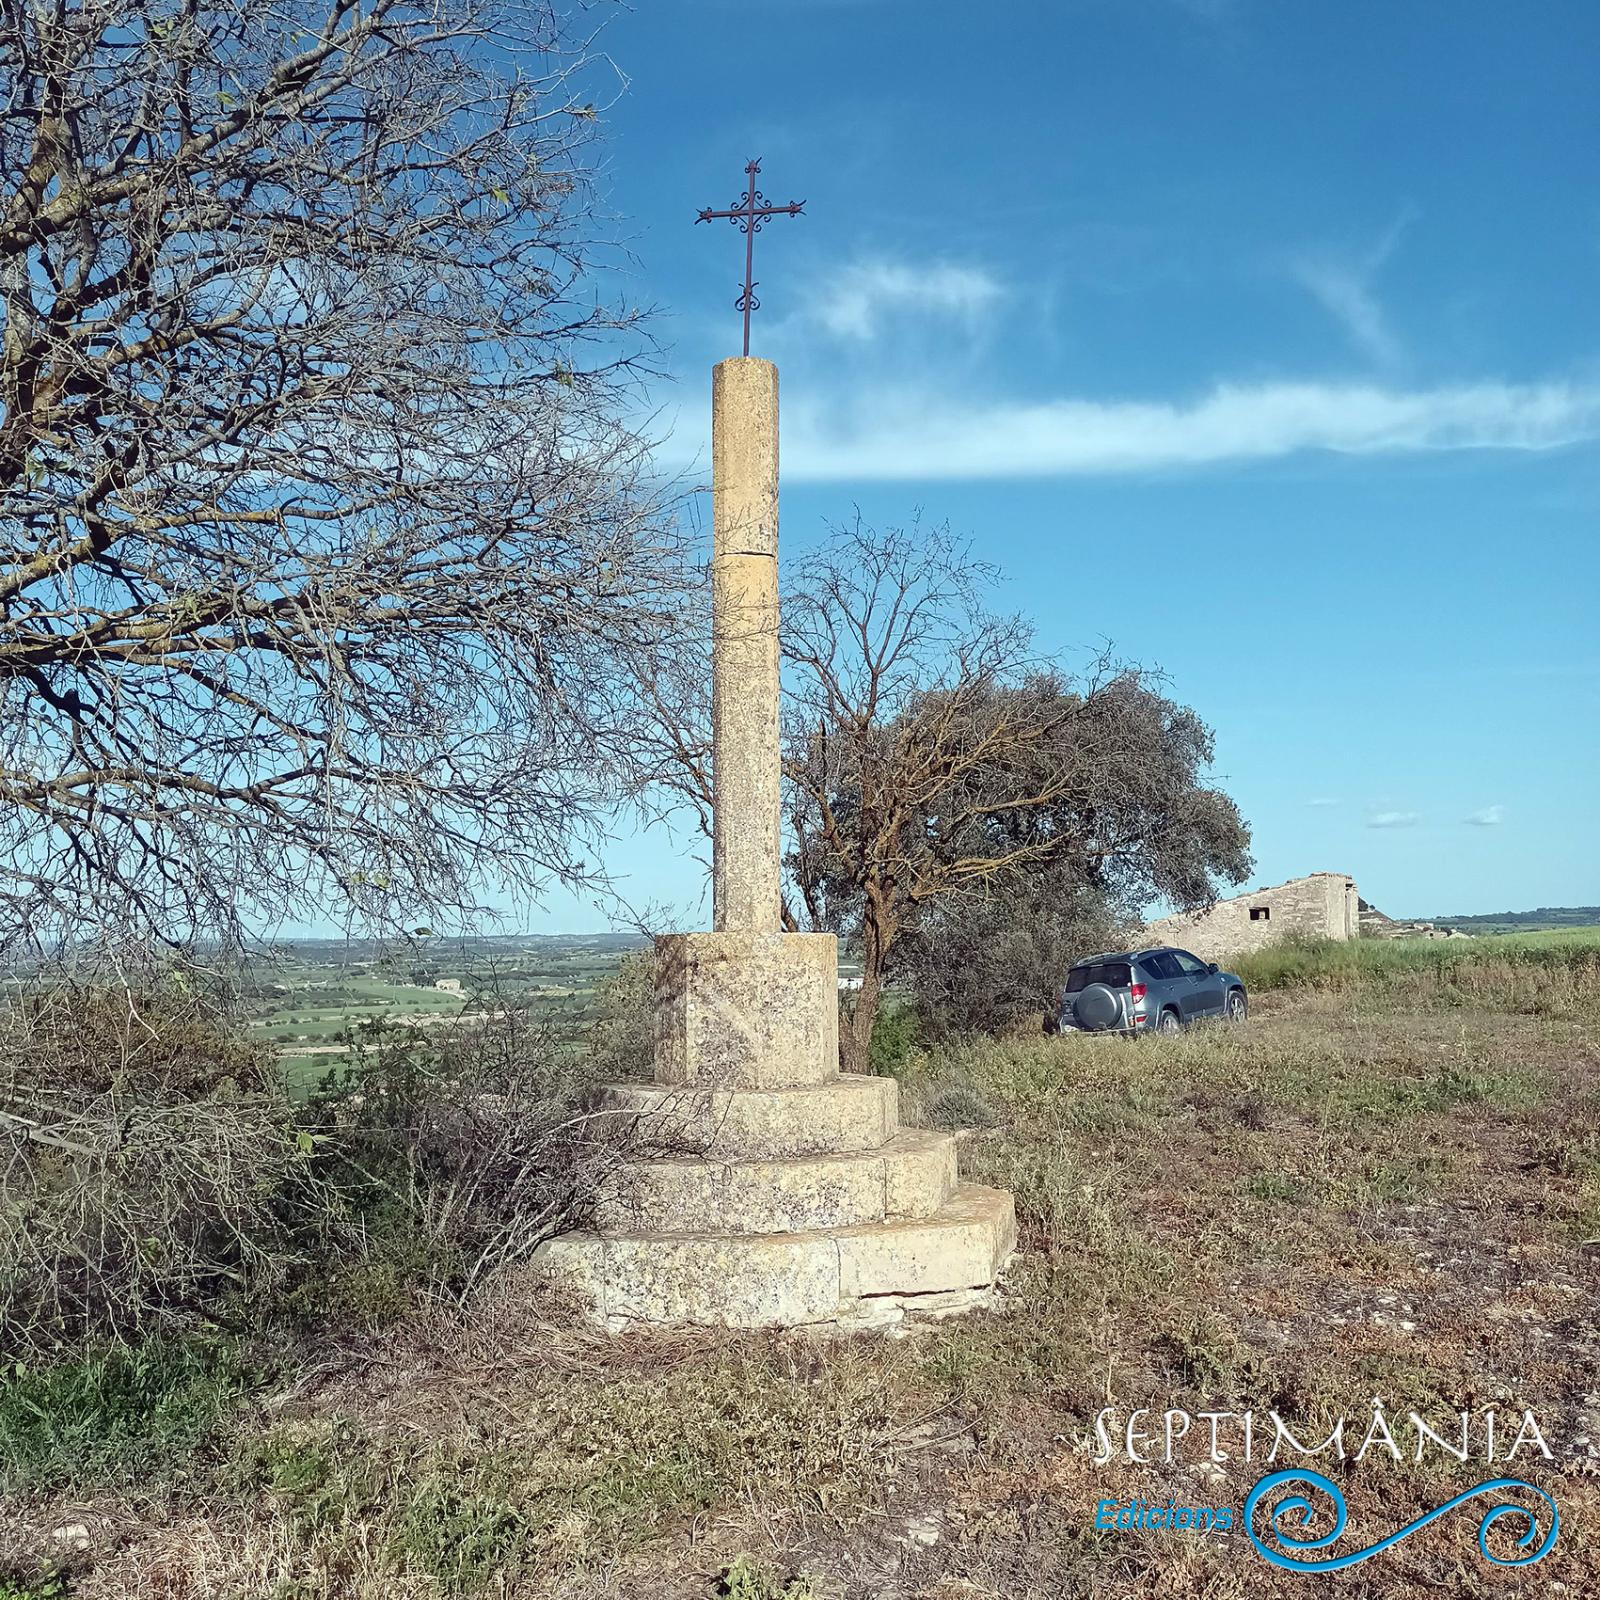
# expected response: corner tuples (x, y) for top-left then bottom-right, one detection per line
(244, 934), (646, 1089)
(1486, 923), (1600, 947)
(1231, 923), (1600, 996)
(1421, 904), (1600, 935)
(247, 934), (865, 1090)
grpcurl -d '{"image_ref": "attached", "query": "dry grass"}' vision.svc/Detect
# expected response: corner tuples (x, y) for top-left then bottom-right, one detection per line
(3, 946), (1596, 1599)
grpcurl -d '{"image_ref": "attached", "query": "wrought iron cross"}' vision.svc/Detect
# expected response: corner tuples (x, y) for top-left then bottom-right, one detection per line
(695, 158), (806, 357)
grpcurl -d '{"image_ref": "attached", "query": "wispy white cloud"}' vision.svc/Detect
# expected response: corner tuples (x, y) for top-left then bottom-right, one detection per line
(1465, 804), (1506, 826)
(1368, 810), (1421, 829)
(1294, 261), (1402, 367)
(1290, 209), (1416, 367)
(1306, 797), (1342, 807)
(776, 379), (1600, 482)
(802, 257), (1003, 341)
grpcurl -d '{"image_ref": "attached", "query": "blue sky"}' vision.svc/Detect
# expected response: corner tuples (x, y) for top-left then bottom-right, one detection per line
(530, 0), (1599, 932)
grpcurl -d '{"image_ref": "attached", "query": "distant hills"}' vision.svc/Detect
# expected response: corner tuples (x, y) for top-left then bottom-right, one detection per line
(1417, 906), (1600, 936)
(268, 931), (648, 965)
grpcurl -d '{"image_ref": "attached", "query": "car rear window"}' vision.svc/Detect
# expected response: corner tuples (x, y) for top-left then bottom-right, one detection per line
(1066, 962), (1132, 992)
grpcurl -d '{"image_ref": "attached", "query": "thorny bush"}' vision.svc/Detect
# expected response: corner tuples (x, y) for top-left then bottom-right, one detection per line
(1, 965), (631, 1357)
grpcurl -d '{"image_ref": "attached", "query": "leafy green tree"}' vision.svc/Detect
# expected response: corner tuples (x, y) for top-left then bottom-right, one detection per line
(780, 523), (1252, 1067)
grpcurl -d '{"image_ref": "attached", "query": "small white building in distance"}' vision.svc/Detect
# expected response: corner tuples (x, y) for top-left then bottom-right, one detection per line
(434, 976), (464, 994)
(1143, 872), (1359, 963)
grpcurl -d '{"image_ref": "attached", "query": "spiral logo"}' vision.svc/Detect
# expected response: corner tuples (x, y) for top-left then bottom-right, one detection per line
(1244, 1469), (1559, 1572)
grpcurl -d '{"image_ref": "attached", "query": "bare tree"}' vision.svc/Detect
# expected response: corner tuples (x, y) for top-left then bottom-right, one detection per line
(783, 519), (1106, 1071)
(0, 0), (690, 951)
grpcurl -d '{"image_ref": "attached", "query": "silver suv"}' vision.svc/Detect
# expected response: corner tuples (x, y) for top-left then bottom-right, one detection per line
(1055, 946), (1247, 1036)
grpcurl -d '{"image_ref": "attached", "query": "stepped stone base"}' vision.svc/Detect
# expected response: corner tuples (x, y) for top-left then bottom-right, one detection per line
(597, 1129), (957, 1235)
(539, 1183), (1016, 1331)
(535, 930), (1015, 1330)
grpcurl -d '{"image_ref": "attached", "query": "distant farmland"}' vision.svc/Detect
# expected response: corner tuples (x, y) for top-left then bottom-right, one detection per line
(1421, 904), (1600, 936)
(242, 933), (647, 1088)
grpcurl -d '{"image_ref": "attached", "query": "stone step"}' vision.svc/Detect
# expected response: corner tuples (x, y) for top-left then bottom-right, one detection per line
(597, 1075), (899, 1158)
(596, 1128), (956, 1235)
(536, 1183), (1016, 1331)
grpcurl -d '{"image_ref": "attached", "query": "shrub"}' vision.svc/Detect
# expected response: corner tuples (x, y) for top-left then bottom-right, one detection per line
(921, 1079), (1000, 1130)
(586, 949), (656, 1082)
(867, 1002), (919, 1078)
(1, 962), (635, 1355)
(306, 995), (634, 1309)
(0, 972), (314, 1356)
(897, 870), (1128, 1039)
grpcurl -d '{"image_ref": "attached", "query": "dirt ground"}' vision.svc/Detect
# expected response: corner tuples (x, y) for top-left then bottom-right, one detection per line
(5, 968), (1596, 1599)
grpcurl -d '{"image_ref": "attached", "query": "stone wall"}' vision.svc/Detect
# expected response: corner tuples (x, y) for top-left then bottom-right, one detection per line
(1143, 872), (1359, 962)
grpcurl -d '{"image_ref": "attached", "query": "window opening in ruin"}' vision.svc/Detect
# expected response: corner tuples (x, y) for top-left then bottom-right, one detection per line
(1250, 907), (1270, 921)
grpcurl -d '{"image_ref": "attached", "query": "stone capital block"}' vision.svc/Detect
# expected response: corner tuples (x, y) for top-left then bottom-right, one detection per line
(654, 930), (838, 1089)
(712, 358), (778, 559)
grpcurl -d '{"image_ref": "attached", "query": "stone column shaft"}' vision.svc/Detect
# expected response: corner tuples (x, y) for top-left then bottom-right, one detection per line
(711, 357), (781, 933)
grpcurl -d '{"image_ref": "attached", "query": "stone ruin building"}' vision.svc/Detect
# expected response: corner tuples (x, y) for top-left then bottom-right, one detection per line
(1143, 872), (1361, 962)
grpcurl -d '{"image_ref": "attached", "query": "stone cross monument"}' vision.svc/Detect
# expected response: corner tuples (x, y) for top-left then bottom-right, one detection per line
(534, 357), (1014, 1331)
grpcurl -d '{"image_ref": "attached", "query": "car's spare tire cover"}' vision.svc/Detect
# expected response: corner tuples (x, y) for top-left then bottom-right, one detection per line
(1073, 983), (1121, 1031)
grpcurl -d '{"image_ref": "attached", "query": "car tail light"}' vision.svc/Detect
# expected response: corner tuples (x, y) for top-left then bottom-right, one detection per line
(1130, 983), (1147, 1003)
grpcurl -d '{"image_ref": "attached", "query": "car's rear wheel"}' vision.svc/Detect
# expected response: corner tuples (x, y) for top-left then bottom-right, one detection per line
(1227, 989), (1247, 1023)
(1157, 1008), (1182, 1035)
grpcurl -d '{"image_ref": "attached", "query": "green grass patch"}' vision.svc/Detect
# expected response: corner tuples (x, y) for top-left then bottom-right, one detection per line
(0, 1339), (256, 1493)
(397, 1464), (529, 1597)
(1297, 1060), (1549, 1128)
(234, 1341), (905, 1590)
(1243, 1169), (1302, 1203)
(916, 1257), (1113, 1406)
(719, 1554), (818, 1599)
(1231, 929), (1600, 1011)
(0, 1580), (70, 1600)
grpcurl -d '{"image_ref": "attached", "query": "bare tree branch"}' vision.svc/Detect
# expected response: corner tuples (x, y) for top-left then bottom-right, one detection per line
(0, 0), (689, 951)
